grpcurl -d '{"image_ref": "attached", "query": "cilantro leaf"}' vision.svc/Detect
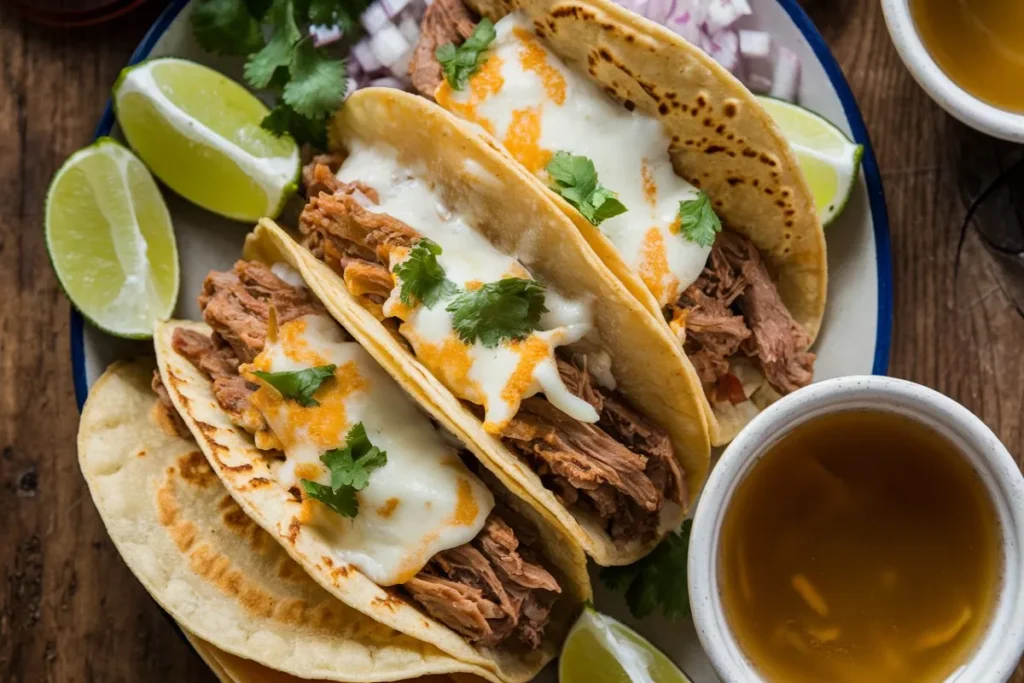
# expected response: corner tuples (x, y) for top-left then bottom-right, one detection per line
(545, 152), (628, 226)
(251, 364), (336, 407)
(301, 480), (358, 517)
(677, 192), (722, 248)
(243, 0), (302, 89)
(320, 423), (388, 491)
(436, 19), (496, 90)
(190, 0), (265, 56)
(600, 520), (692, 620)
(446, 278), (548, 348)
(283, 38), (348, 119)
(262, 104), (328, 148)
(393, 239), (458, 308)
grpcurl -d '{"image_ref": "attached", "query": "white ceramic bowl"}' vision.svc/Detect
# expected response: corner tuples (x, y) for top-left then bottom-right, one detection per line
(880, 0), (1024, 142)
(688, 376), (1024, 682)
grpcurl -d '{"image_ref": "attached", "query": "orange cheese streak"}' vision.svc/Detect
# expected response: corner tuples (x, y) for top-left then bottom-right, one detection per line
(638, 227), (680, 307)
(376, 497), (400, 519)
(435, 55), (506, 136)
(449, 478), (481, 527)
(641, 159), (658, 207)
(499, 335), (550, 410)
(512, 27), (566, 104)
(399, 324), (485, 406)
(504, 107), (551, 173)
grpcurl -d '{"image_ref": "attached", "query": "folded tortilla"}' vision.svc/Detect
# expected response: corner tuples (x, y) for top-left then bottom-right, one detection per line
(271, 87), (712, 568)
(78, 359), (492, 682)
(411, 0), (828, 444)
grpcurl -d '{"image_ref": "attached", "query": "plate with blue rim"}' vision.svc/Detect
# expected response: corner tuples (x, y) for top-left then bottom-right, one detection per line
(70, 0), (892, 680)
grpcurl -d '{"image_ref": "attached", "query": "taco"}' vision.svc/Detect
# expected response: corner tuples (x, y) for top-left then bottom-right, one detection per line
(282, 86), (710, 567)
(78, 359), (492, 682)
(405, 0), (828, 444)
(154, 239), (594, 682)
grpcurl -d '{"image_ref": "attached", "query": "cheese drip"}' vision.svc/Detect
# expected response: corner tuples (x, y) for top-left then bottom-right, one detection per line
(245, 312), (494, 585)
(436, 12), (712, 307)
(336, 142), (600, 434)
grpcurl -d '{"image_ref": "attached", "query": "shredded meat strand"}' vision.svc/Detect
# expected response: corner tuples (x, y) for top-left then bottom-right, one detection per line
(410, 0), (478, 97)
(300, 193), (419, 267)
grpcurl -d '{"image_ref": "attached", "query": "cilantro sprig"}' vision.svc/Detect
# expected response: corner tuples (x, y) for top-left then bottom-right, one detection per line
(677, 192), (722, 248)
(393, 239), (458, 308)
(545, 152), (628, 226)
(446, 278), (548, 348)
(190, 0), (367, 146)
(600, 520), (692, 620)
(251, 363), (337, 407)
(436, 19), (496, 91)
(301, 423), (388, 518)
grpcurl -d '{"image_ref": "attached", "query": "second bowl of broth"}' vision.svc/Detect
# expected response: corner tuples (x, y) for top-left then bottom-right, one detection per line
(719, 410), (1001, 683)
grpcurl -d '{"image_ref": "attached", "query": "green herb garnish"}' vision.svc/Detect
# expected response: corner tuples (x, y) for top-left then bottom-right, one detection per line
(190, 0), (366, 146)
(301, 423), (388, 518)
(600, 520), (692, 620)
(545, 152), (628, 226)
(446, 278), (548, 348)
(393, 239), (458, 308)
(676, 191), (722, 247)
(251, 363), (337, 407)
(436, 19), (496, 91)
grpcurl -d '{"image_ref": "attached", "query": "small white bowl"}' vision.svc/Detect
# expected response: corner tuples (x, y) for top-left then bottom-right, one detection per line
(880, 0), (1024, 142)
(688, 376), (1024, 682)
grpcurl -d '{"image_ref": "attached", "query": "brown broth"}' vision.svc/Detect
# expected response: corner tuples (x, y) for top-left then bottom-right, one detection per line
(910, 0), (1024, 113)
(719, 410), (1001, 683)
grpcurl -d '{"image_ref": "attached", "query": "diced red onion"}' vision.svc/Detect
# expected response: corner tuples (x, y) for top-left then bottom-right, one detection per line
(361, 3), (390, 33)
(369, 76), (408, 89)
(351, 38), (383, 73)
(310, 23), (343, 47)
(705, 0), (751, 32)
(370, 24), (410, 67)
(738, 29), (771, 59)
(769, 45), (800, 101)
(398, 14), (421, 44)
(644, 0), (676, 24)
(344, 76), (359, 98)
(389, 47), (414, 79)
(746, 73), (773, 93)
(700, 28), (739, 72)
(381, 0), (411, 18)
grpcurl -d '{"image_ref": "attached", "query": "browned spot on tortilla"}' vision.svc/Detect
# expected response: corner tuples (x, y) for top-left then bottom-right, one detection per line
(601, 22), (614, 30)
(759, 153), (777, 166)
(658, 102), (669, 115)
(244, 477), (272, 490)
(727, 177), (744, 186)
(624, 99), (635, 111)
(785, 209), (796, 217)
(702, 118), (713, 127)
(134, 448), (146, 458)
(178, 451), (217, 489)
(752, 179), (760, 187)
(332, 564), (353, 579)
(598, 47), (612, 62)
(696, 95), (707, 108)
(716, 124), (726, 134)
(322, 556), (334, 568)
(765, 188), (775, 195)
(637, 78), (659, 101)
(372, 591), (405, 612)
(288, 486), (302, 501)
(704, 145), (726, 154)
(286, 517), (301, 544)
(776, 200), (787, 208)
(625, 33), (635, 43)
(724, 101), (737, 117)
(691, 178), (702, 188)
(786, 220), (795, 227)
(742, 148), (757, 158)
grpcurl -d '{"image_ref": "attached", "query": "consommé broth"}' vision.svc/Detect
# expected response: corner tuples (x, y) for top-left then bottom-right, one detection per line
(719, 410), (1001, 683)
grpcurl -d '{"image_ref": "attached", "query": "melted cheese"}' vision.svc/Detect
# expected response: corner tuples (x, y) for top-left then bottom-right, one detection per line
(244, 313), (494, 585)
(336, 143), (600, 433)
(437, 12), (712, 307)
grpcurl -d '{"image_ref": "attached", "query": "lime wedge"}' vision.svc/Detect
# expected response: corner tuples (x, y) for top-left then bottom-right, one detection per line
(757, 95), (864, 227)
(560, 606), (692, 683)
(45, 138), (179, 339)
(113, 57), (299, 222)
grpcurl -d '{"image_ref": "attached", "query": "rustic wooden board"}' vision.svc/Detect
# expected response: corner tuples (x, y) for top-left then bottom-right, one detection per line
(0, 0), (1021, 680)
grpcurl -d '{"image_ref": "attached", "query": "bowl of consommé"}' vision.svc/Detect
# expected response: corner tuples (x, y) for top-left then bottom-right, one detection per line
(881, 0), (1024, 141)
(689, 376), (1024, 683)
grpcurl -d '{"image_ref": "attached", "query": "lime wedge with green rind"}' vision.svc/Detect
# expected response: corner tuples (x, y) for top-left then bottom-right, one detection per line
(113, 57), (299, 222)
(46, 137), (179, 339)
(757, 95), (864, 227)
(559, 606), (692, 683)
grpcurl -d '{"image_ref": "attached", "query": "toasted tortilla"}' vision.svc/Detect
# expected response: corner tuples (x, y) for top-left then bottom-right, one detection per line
(269, 87), (711, 567)
(78, 359), (491, 683)
(427, 0), (828, 444)
(154, 228), (591, 683)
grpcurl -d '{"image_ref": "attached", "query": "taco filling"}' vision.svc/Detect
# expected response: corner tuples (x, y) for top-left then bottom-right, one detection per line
(408, 4), (815, 415)
(296, 141), (685, 546)
(156, 260), (564, 650)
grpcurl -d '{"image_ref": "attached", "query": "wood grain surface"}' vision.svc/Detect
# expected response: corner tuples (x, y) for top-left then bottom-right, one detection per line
(1, 0), (1022, 681)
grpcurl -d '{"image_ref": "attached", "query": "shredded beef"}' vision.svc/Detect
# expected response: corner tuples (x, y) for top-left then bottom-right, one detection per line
(410, 0), (478, 97)
(300, 192), (419, 267)
(302, 153), (346, 197)
(407, 512), (560, 649)
(151, 370), (190, 438)
(673, 231), (814, 397)
(342, 259), (394, 299)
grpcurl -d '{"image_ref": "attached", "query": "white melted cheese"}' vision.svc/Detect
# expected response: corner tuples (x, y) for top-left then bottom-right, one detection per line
(436, 12), (712, 307)
(246, 313), (494, 586)
(336, 142), (600, 433)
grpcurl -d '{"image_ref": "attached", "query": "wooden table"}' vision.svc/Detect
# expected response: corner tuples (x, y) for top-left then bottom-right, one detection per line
(1, 0), (1021, 679)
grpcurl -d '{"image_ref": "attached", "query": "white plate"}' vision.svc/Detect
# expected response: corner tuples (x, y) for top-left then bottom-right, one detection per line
(70, 1), (892, 680)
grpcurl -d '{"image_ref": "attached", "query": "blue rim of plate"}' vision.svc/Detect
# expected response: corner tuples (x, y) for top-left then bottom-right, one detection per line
(70, 0), (893, 411)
